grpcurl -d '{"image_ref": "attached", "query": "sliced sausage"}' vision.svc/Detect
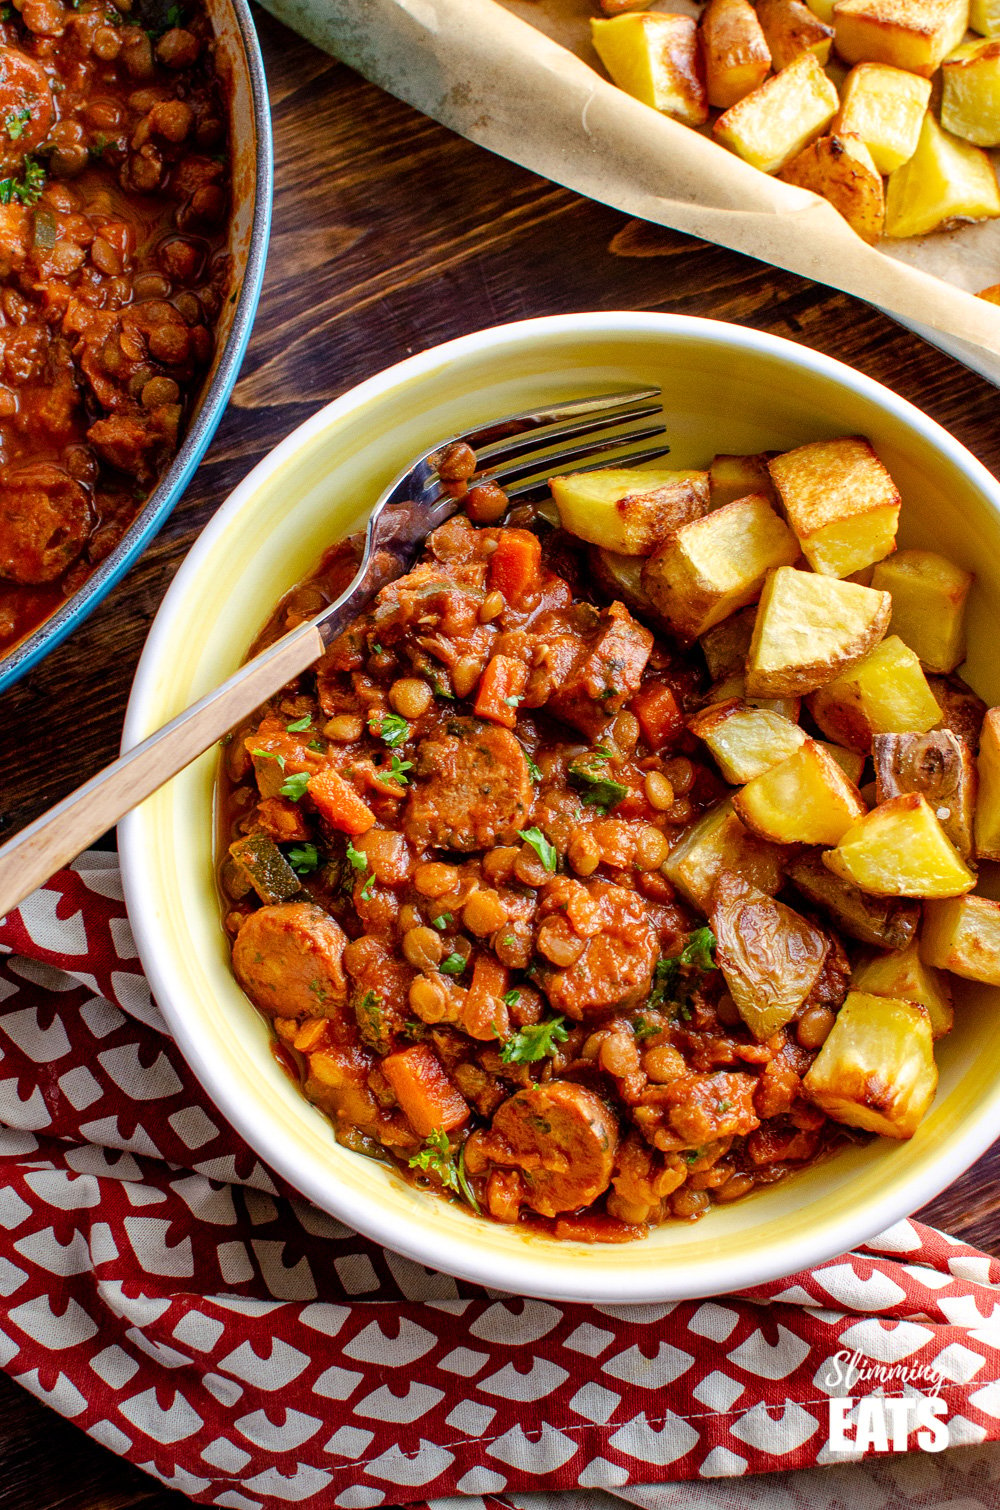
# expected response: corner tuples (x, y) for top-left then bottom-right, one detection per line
(232, 901), (348, 1019)
(538, 880), (659, 1019)
(404, 718), (533, 851)
(490, 1082), (619, 1217)
(0, 464), (92, 584)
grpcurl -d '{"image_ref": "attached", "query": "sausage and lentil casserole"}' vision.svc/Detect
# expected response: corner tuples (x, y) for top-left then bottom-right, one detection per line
(0, 0), (230, 654)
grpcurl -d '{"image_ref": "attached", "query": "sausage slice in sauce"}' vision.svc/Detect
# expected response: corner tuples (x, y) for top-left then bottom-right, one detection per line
(233, 902), (348, 1020)
(489, 1082), (619, 1218)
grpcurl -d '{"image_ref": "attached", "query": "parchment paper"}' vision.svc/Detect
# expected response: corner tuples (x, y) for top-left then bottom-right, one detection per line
(261, 0), (1000, 376)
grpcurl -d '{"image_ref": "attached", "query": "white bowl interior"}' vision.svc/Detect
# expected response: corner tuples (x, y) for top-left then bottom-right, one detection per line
(121, 313), (1000, 1301)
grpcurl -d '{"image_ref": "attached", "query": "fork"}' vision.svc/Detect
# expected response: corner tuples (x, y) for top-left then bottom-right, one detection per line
(0, 387), (667, 919)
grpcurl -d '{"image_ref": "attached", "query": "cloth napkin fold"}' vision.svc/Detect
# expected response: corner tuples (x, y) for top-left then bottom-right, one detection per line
(3, 856), (1000, 1510)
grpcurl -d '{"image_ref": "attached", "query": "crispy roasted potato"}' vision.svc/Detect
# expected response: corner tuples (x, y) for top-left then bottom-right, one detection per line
(781, 131), (885, 243)
(972, 0), (1000, 34)
(588, 546), (672, 632)
(885, 112), (1000, 238)
(734, 738), (867, 845)
(767, 435), (901, 578)
(818, 741), (866, 784)
(641, 493), (798, 640)
(705, 671), (802, 723)
(873, 729), (976, 858)
(756, 0), (834, 67)
(713, 50), (839, 173)
(921, 894), (1000, 985)
(852, 939), (954, 1038)
(713, 873), (830, 1040)
(700, 605), (757, 678)
(701, 0), (772, 109)
(832, 0), (971, 78)
(688, 698), (808, 783)
(745, 566), (892, 698)
(823, 792), (977, 898)
(550, 467), (709, 556)
(663, 798), (784, 909)
(973, 707), (1000, 859)
(928, 673), (988, 751)
(708, 452), (776, 509)
(833, 62), (932, 172)
(808, 0), (836, 20)
(803, 991), (937, 1139)
(809, 636), (942, 753)
(591, 13), (709, 126)
(942, 39), (1000, 147)
(871, 548), (973, 674)
(787, 850), (920, 948)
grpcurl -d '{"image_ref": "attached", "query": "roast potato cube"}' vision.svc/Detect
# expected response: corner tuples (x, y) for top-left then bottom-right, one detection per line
(833, 62), (932, 172)
(757, 0), (834, 66)
(688, 698), (808, 783)
(928, 673), (988, 751)
(809, 635), (943, 753)
(551, 467), (709, 556)
(921, 895), (1000, 985)
(823, 792), (977, 897)
(701, 0), (772, 109)
(819, 742), (866, 784)
(972, 0), (1000, 33)
(591, 13), (709, 125)
(942, 39), (1000, 147)
(852, 939), (954, 1038)
(663, 798), (784, 909)
(871, 548), (973, 674)
(745, 566), (892, 698)
(709, 452), (775, 509)
(781, 131), (885, 243)
(768, 436), (901, 577)
(641, 494), (798, 640)
(588, 546), (671, 631)
(706, 671), (802, 723)
(832, 0), (971, 78)
(873, 729), (976, 858)
(808, 0), (836, 20)
(885, 112), (1000, 237)
(974, 707), (1000, 859)
(803, 991), (937, 1139)
(712, 873), (830, 1040)
(714, 51), (839, 173)
(700, 605), (757, 678)
(787, 850), (920, 948)
(733, 738), (867, 845)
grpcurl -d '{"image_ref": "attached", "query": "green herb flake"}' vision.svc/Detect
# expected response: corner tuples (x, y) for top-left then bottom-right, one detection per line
(430, 675), (455, 700)
(683, 1149), (702, 1166)
(682, 926), (717, 972)
(374, 712), (410, 748)
(648, 926), (718, 1017)
(286, 842), (320, 876)
(5, 107), (30, 141)
(632, 1014), (658, 1042)
(0, 156), (45, 206)
(501, 988), (521, 1007)
(717, 1099), (732, 1114)
(408, 1129), (480, 1213)
(360, 873), (376, 902)
(387, 753), (414, 786)
(345, 838), (368, 873)
(502, 934), (517, 948)
(280, 771), (311, 802)
(568, 755), (629, 815)
(307, 738), (325, 753)
(286, 714), (312, 733)
(525, 753), (542, 784)
(251, 748), (286, 771)
(371, 641), (384, 655)
(432, 912), (452, 931)
(518, 826), (557, 873)
(504, 694), (521, 708)
(500, 1016), (569, 1064)
(439, 953), (467, 976)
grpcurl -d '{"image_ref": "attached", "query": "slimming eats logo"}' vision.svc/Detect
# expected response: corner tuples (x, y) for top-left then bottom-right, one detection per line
(823, 1350), (950, 1454)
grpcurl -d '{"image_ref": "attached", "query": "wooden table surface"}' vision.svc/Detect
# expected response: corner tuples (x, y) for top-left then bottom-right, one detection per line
(4, 7), (1000, 1506)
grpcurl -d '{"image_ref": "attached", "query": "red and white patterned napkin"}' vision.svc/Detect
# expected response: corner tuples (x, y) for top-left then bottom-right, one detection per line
(3, 855), (1000, 1510)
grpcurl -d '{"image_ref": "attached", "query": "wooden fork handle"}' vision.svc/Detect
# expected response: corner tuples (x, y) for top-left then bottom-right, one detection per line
(0, 620), (325, 923)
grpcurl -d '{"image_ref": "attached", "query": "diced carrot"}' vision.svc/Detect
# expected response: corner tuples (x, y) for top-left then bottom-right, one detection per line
(474, 654), (528, 728)
(489, 528), (542, 603)
(463, 954), (510, 1041)
(631, 681), (684, 750)
(381, 1044), (470, 1136)
(307, 767), (376, 834)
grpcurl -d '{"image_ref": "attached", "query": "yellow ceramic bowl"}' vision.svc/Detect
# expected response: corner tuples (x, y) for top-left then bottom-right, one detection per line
(120, 313), (1000, 1302)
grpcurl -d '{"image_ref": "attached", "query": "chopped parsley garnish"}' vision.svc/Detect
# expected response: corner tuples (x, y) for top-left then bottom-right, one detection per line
(501, 988), (521, 1007)
(683, 1149), (702, 1165)
(345, 838), (368, 872)
(502, 934), (517, 948)
(500, 1016), (569, 1064)
(0, 156), (45, 206)
(525, 753), (542, 784)
(360, 873), (376, 902)
(682, 926), (717, 972)
(374, 712), (410, 748)
(280, 771), (311, 802)
(355, 989), (386, 1050)
(518, 826), (557, 872)
(286, 842), (320, 876)
(307, 738), (325, 753)
(5, 108), (30, 141)
(251, 748), (285, 770)
(286, 714), (312, 733)
(439, 952), (467, 976)
(408, 1129), (480, 1213)
(430, 675), (454, 700)
(371, 641), (384, 655)
(504, 694), (521, 708)
(432, 912), (452, 931)
(717, 1098), (732, 1114)
(387, 753), (413, 786)
(647, 926), (718, 1018)
(632, 1014), (659, 1042)
(568, 752), (629, 815)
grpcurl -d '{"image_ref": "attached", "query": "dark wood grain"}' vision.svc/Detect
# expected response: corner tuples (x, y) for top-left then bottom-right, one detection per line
(4, 5), (1000, 1505)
